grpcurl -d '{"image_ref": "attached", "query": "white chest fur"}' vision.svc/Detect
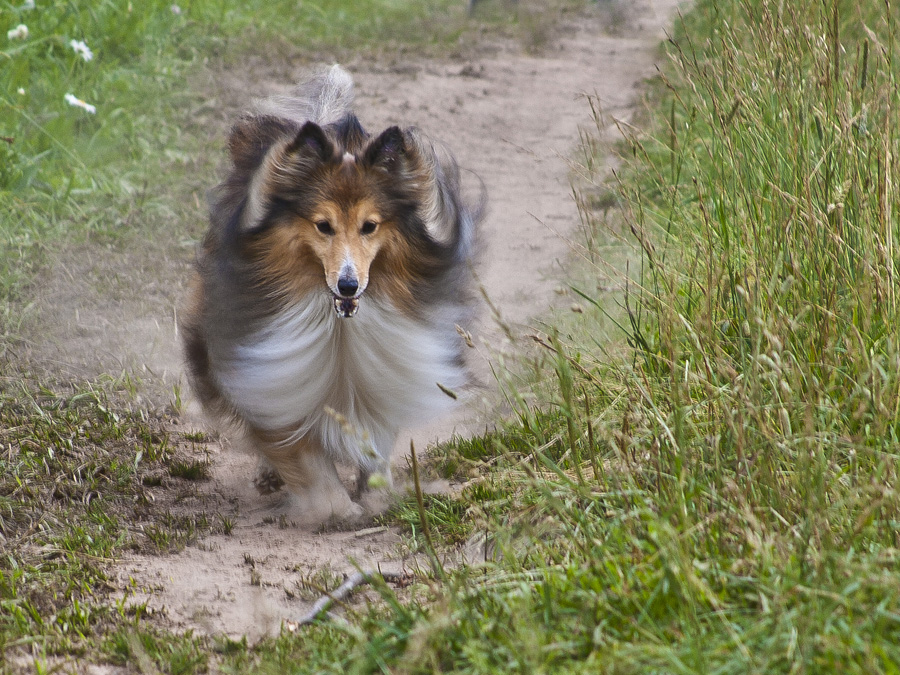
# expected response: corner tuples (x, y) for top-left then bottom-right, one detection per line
(212, 295), (466, 467)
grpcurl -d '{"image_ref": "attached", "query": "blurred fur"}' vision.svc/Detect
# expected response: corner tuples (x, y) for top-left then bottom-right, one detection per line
(180, 65), (480, 524)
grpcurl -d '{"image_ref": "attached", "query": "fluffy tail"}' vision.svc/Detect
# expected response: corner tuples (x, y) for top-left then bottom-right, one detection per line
(407, 130), (483, 265)
(254, 64), (354, 126)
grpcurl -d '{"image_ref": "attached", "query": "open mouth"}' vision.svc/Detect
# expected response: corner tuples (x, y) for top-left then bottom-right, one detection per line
(333, 295), (360, 318)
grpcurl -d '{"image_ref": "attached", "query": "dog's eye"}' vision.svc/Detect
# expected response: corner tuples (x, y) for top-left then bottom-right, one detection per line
(361, 221), (378, 235)
(315, 220), (334, 235)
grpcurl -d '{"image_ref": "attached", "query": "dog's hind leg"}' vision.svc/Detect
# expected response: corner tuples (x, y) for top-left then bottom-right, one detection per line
(354, 427), (397, 497)
(254, 434), (364, 527)
(356, 463), (394, 517)
(355, 464), (394, 496)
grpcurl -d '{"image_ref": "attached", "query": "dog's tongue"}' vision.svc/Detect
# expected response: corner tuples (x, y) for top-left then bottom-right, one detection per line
(333, 296), (359, 318)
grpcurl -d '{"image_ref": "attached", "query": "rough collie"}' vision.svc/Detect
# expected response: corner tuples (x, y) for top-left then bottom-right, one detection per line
(180, 65), (479, 526)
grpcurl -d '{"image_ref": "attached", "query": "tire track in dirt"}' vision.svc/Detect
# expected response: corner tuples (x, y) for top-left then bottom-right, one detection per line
(116, 0), (681, 639)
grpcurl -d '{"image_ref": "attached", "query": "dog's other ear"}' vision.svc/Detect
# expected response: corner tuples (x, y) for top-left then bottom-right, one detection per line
(228, 115), (298, 173)
(234, 120), (335, 234)
(286, 121), (334, 162)
(363, 126), (407, 171)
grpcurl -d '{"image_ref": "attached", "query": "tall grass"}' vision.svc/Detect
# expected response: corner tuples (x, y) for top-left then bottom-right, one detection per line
(616, 0), (900, 566)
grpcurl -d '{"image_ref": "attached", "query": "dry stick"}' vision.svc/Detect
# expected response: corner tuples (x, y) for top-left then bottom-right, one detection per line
(296, 570), (413, 626)
(410, 440), (447, 581)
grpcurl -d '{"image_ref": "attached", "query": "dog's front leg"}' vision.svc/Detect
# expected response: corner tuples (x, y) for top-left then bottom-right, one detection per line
(253, 433), (364, 528)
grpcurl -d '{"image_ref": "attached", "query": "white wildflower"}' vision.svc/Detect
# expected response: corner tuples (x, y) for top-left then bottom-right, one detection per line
(170, 4), (182, 14)
(7, 24), (29, 40)
(22, 0), (36, 9)
(64, 93), (96, 114)
(17, 88), (25, 95)
(69, 39), (93, 62)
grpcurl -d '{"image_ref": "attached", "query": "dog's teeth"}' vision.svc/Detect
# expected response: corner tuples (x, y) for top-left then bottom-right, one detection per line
(334, 296), (360, 318)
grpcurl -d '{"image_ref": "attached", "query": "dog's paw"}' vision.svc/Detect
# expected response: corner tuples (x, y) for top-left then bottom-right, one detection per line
(253, 464), (285, 495)
(358, 486), (394, 517)
(278, 490), (367, 530)
(321, 500), (372, 532)
(340, 500), (366, 523)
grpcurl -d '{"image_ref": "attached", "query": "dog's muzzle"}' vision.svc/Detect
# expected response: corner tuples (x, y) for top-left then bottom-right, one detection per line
(333, 295), (360, 318)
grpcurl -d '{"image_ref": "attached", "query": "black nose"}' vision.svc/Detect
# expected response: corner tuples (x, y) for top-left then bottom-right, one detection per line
(337, 277), (358, 297)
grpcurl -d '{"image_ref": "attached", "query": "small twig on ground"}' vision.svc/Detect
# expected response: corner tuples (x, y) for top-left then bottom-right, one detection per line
(342, 525), (389, 539)
(294, 570), (414, 627)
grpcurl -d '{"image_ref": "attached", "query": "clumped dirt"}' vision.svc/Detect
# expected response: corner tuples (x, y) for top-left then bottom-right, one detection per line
(20, 0), (681, 640)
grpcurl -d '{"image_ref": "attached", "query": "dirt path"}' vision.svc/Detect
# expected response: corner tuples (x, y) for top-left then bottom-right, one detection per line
(106, 0), (682, 639)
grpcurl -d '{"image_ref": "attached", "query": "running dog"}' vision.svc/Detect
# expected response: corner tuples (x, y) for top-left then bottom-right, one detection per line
(180, 65), (479, 525)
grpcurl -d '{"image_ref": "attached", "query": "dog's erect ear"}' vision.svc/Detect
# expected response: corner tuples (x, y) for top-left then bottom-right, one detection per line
(235, 121), (335, 234)
(228, 115), (299, 172)
(286, 121), (334, 162)
(363, 126), (407, 171)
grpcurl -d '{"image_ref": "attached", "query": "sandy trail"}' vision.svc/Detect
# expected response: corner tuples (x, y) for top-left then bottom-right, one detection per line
(64, 0), (680, 639)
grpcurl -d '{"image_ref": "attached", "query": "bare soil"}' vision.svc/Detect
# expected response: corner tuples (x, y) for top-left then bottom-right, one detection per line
(20, 0), (681, 640)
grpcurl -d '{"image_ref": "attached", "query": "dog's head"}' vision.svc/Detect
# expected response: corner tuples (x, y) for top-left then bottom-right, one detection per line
(223, 114), (449, 318)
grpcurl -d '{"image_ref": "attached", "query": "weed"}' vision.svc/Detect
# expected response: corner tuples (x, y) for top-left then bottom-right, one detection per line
(168, 458), (210, 481)
(182, 430), (209, 443)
